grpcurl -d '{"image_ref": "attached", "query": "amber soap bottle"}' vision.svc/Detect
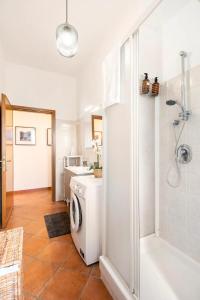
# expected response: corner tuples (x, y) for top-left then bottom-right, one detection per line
(151, 77), (160, 96)
(141, 73), (150, 94)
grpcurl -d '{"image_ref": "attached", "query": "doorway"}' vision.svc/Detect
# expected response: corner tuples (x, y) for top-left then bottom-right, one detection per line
(12, 105), (56, 201)
(0, 98), (56, 228)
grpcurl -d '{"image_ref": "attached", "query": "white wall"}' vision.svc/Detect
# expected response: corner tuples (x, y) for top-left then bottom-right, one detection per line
(3, 62), (77, 200)
(158, 0), (200, 263)
(162, 0), (200, 81)
(159, 65), (200, 264)
(77, 0), (157, 118)
(13, 111), (51, 191)
(0, 43), (5, 93)
(4, 62), (77, 121)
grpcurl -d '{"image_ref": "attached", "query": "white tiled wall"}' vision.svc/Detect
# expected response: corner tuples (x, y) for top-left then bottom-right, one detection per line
(159, 65), (200, 263)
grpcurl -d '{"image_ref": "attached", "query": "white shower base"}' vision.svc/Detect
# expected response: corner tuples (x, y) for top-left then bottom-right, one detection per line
(140, 234), (200, 300)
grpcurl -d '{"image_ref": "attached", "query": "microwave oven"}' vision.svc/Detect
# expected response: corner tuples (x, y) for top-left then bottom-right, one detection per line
(63, 156), (83, 168)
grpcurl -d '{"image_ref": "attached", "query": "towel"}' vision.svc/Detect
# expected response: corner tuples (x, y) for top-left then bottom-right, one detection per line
(103, 47), (120, 108)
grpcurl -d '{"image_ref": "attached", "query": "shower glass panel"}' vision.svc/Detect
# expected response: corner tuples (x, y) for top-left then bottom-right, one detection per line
(105, 38), (132, 288)
(138, 0), (200, 299)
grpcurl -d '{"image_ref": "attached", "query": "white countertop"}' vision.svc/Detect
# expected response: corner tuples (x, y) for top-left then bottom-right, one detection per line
(64, 166), (93, 175)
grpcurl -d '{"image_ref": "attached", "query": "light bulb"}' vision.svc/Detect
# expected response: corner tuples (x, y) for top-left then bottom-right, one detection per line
(56, 23), (78, 57)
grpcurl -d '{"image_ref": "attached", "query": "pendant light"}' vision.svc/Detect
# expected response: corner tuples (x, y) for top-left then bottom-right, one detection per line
(56, 0), (78, 57)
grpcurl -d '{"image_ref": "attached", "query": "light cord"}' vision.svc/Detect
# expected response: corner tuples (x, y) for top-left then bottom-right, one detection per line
(66, 0), (68, 23)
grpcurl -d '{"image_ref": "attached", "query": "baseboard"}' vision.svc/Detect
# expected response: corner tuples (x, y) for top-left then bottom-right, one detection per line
(14, 187), (52, 194)
(100, 256), (137, 300)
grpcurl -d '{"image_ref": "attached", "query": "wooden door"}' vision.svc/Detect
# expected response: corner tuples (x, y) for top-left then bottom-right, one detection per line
(0, 94), (14, 228)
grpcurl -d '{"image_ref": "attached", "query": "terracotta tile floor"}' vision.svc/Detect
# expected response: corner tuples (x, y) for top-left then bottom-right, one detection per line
(6, 189), (112, 300)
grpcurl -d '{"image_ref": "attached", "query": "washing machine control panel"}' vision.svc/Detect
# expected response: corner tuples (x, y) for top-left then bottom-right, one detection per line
(71, 182), (85, 198)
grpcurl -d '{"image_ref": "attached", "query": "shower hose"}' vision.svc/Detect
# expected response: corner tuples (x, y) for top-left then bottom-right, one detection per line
(166, 121), (186, 188)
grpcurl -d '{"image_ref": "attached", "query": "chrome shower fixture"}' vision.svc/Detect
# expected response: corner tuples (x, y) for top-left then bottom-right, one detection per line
(166, 51), (192, 188)
(166, 99), (185, 119)
(173, 120), (180, 127)
(166, 99), (183, 111)
(166, 52), (192, 121)
(177, 144), (192, 164)
(166, 99), (190, 121)
(179, 51), (191, 121)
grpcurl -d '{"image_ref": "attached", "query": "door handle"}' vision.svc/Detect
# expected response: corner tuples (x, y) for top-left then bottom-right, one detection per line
(0, 158), (6, 171)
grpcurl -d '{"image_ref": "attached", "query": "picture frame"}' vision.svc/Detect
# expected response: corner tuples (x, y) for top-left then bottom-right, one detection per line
(15, 126), (36, 145)
(47, 128), (52, 146)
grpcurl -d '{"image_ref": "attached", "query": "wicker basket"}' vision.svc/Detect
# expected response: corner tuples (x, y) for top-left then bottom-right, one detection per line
(94, 168), (102, 178)
(0, 227), (24, 300)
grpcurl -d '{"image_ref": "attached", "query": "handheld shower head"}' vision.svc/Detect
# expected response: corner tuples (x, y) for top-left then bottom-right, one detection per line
(166, 100), (177, 106)
(166, 99), (184, 111)
(166, 99), (189, 121)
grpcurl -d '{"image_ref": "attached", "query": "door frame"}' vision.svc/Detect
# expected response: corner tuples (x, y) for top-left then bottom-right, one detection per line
(1, 94), (14, 227)
(12, 105), (56, 201)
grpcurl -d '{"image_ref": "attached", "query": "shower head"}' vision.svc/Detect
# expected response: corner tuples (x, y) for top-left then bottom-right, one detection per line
(166, 99), (177, 106)
(166, 99), (186, 121)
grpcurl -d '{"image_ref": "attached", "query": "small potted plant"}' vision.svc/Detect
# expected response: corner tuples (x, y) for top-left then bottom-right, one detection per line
(90, 140), (102, 178)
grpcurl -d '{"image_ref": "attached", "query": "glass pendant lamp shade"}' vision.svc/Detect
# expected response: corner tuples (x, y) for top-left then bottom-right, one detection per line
(56, 0), (78, 57)
(56, 23), (78, 57)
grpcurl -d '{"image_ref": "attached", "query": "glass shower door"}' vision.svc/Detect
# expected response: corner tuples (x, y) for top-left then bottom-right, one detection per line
(104, 33), (140, 296)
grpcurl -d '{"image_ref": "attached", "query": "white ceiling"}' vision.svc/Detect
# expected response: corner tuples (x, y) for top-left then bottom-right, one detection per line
(0, 0), (135, 76)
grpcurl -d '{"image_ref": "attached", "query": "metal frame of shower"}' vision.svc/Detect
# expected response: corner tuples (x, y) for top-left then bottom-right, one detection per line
(102, 0), (167, 299)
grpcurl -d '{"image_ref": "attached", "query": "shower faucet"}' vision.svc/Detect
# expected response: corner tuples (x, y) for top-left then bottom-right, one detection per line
(178, 110), (191, 121)
(166, 99), (190, 121)
(166, 51), (192, 121)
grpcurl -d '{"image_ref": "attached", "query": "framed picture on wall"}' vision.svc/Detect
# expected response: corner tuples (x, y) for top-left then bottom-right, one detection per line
(15, 126), (36, 145)
(47, 128), (52, 146)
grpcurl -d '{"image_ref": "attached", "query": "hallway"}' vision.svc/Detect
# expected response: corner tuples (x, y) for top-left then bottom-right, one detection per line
(6, 189), (112, 300)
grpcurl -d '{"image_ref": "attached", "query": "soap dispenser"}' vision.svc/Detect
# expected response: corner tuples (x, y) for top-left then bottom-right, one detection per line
(151, 77), (160, 96)
(141, 73), (150, 94)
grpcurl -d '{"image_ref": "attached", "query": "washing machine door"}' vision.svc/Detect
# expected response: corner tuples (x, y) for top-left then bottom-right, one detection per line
(70, 192), (82, 232)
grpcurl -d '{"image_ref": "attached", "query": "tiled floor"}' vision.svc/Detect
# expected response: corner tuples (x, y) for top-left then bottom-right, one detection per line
(6, 189), (112, 300)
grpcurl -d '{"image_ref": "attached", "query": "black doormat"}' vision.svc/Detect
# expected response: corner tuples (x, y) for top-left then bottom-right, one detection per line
(44, 212), (71, 238)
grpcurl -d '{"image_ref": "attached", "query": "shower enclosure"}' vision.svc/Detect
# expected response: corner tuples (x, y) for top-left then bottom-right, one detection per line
(102, 0), (200, 299)
(138, 0), (200, 299)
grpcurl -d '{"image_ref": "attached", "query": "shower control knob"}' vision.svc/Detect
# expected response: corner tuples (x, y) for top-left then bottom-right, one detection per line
(180, 148), (187, 160)
(176, 144), (192, 164)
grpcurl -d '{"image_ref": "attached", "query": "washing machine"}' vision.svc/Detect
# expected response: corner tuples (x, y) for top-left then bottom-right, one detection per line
(70, 175), (103, 265)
